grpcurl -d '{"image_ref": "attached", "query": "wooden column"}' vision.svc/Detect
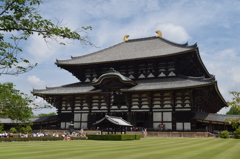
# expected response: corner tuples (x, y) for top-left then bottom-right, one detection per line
(56, 96), (62, 129)
(85, 95), (93, 113)
(103, 93), (112, 114)
(189, 89), (196, 131)
(70, 96), (75, 124)
(147, 92), (153, 129)
(170, 91), (176, 131)
(85, 95), (93, 129)
(125, 93), (132, 123)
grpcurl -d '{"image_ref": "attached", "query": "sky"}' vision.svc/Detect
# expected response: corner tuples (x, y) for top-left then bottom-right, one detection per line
(1, 0), (240, 115)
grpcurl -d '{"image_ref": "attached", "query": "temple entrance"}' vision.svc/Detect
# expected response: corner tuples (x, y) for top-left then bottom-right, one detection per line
(136, 122), (144, 127)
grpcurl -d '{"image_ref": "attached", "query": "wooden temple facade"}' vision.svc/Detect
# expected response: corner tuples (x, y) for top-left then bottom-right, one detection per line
(33, 31), (227, 131)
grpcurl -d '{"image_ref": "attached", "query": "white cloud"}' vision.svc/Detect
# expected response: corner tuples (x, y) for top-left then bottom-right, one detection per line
(155, 23), (190, 43)
(218, 49), (238, 59)
(27, 75), (46, 88)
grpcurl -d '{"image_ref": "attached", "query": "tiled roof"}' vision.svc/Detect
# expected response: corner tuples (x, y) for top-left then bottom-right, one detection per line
(93, 115), (133, 127)
(33, 76), (215, 95)
(56, 36), (197, 65)
(33, 82), (100, 95)
(0, 115), (58, 124)
(123, 75), (215, 92)
(194, 112), (240, 123)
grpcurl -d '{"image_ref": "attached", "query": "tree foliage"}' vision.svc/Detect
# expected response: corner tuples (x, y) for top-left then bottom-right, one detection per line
(34, 112), (56, 117)
(226, 107), (240, 115)
(234, 127), (240, 139)
(225, 91), (240, 129)
(0, 0), (92, 75)
(0, 82), (33, 122)
(220, 130), (230, 139)
(227, 91), (240, 110)
(9, 127), (17, 133)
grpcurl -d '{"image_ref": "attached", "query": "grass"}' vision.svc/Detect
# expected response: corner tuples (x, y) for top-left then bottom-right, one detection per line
(0, 138), (239, 159)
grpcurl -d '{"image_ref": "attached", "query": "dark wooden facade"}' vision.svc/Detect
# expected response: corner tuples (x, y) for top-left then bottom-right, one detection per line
(34, 34), (227, 131)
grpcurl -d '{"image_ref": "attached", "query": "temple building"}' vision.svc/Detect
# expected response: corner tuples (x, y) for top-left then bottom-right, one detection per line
(33, 31), (228, 132)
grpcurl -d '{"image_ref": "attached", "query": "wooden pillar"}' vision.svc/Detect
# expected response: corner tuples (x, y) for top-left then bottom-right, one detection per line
(125, 93), (132, 124)
(147, 92), (153, 129)
(70, 96), (75, 125)
(56, 96), (62, 129)
(189, 89), (196, 132)
(170, 91), (176, 131)
(224, 124), (227, 130)
(85, 95), (93, 129)
(103, 93), (111, 114)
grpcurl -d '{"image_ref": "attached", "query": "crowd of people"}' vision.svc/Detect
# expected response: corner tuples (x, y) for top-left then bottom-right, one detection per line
(0, 131), (86, 138)
(0, 132), (12, 138)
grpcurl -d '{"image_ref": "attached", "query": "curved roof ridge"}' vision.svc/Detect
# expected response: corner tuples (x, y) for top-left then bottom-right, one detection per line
(127, 36), (197, 48)
(178, 74), (215, 81)
(105, 115), (133, 126)
(213, 81), (228, 106)
(33, 82), (84, 92)
(56, 42), (125, 63)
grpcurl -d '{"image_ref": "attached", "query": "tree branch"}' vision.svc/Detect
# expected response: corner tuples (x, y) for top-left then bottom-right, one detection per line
(0, 0), (16, 16)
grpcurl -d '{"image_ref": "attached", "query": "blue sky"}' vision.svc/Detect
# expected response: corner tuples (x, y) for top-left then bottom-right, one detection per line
(1, 0), (240, 114)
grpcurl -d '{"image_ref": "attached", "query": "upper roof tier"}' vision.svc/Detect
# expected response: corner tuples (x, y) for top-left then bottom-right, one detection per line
(56, 36), (197, 66)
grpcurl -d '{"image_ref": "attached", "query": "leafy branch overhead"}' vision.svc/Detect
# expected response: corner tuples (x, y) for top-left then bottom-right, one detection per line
(0, 0), (92, 75)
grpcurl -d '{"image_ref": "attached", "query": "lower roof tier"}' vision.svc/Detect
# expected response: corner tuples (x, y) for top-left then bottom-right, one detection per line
(194, 112), (240, 124)
(33, 76), (227, 113)
(33, 76), (216, 95)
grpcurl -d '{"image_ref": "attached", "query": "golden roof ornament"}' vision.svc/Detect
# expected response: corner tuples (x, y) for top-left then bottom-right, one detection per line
(123, 35), (129, 41)
(155, 30), (162, 37)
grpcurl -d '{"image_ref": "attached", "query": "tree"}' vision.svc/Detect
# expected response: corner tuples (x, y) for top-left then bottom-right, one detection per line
(0, 0), (92, 75)
(225, 91), (240, 129)
(226, 107), (240, 115)
(36, 112), (56, 117)
(9, 127), (17, 133)
(227, 91), (240, 110)
(0, 82), (34, 122)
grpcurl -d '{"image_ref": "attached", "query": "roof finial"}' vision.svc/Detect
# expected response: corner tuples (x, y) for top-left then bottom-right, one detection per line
(123, 35), (129, 41)
(155, 30), (162, 37)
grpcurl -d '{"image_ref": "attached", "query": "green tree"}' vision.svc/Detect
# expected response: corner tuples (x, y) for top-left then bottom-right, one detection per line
(225, 91), (240, 129)
(226, 107), (240, 115)
(25, 125), (32, 133)
(228, 91), (240, 110)
(36, 112), (56, 117)
(0, 82), (33, 122)
(9, 127), (17, 133)
(0, 0), (92, 75)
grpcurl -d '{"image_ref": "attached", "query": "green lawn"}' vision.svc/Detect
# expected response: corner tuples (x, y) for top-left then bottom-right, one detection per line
(0, 138), (239, 159)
